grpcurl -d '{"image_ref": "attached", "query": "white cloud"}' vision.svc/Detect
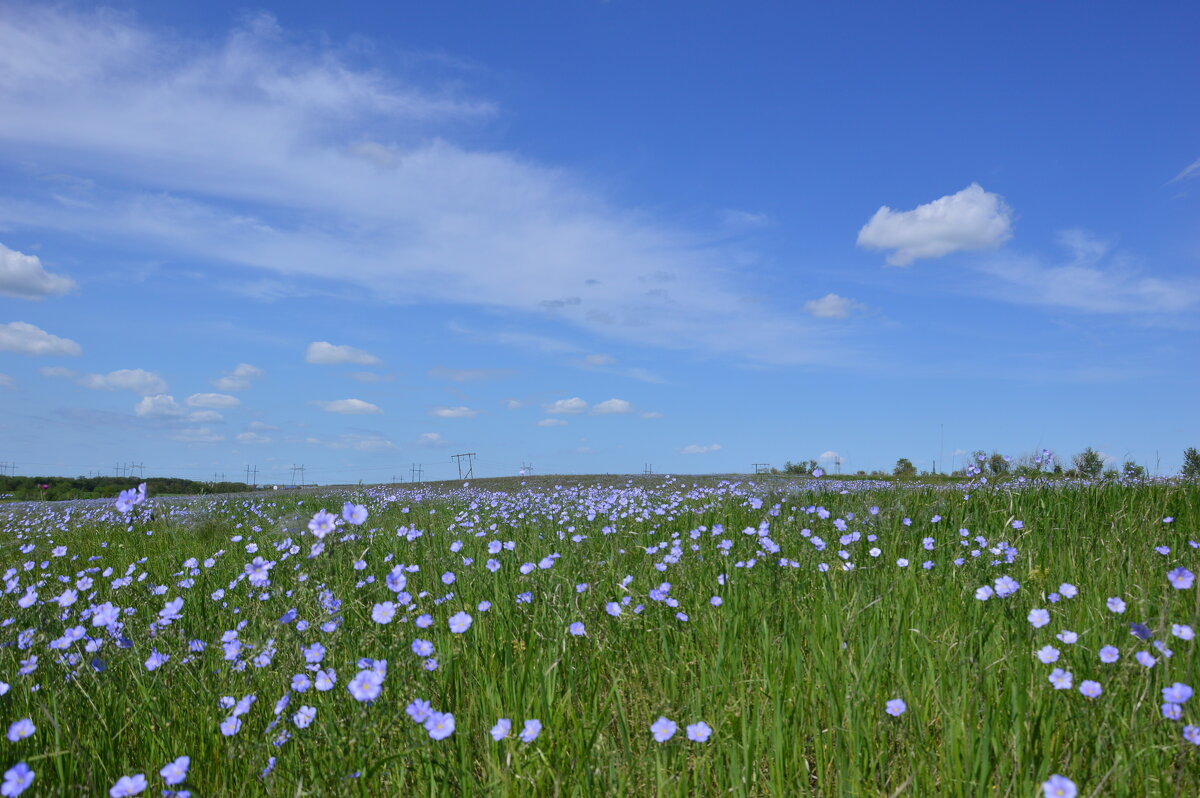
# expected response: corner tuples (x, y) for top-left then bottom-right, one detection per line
(0, 321), (82, 356)
(537, 418), (567, 427)
(0, 242), (77, 299)
(591, 398), (633, 415)
(0, 373), (13, 388)
(417, 432), (447, 447)
(428, 366), (516, 382)
(584, 353), (615, 366)
(186, 392), (240, 408)
(313, 398), (382, 414)
(236, 431), (271, 444)
(818, 450), (840, 463)
(349, 371), (394, 383)
(134, 394), (184, 417)
(187, 410), (223, 423)
(720, 209), (772, 229)
(171, 426), (223, 443)
(1170, 157), (1200, 183)
(305, 341), (381, 366)
(45, 366), (176, 399)
(545, 397), (588, 415)
(976, 230), (1200, 314)
(803, 293), (864, 319)
(247, 420), (277, 431)
(432, 406), (477, 418)
(79, 368), (166, 394)
(504, 398), (525, 409)
(640, 411), (664, 419)
(329, 432), (395, 451)
(212, 363), (263, 391)
(856, 183), (1013, 266)
(681, 443), (721, 454)
(0, 8), (842, 367)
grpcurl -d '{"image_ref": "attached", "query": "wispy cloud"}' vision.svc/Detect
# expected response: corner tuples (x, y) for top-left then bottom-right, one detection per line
(681, 443), (721, 454)
(328, 432), (395, 451)
(186, 392), (240, 408)
(803, 293), (864, 319)
(45, 366), (166, 394)
(591, 398), (633, 415)
(427, 366), (516, 382)
(1169, 157), (1200, 184)
(312, 398), (382, 415)
(431, 406), (477, 418)
(976, 229), (1200, 315)
(212, 363), (262, 391)
(306, 341), (381, 366)
(0, 7), (841, 366)
(544, 397), (587, 415)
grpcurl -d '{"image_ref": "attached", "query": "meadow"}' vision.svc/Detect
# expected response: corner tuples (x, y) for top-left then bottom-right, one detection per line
(0, 473), (1196, 796)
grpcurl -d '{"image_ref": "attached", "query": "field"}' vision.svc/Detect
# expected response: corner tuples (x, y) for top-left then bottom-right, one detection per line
(0, 475), (1197, 796)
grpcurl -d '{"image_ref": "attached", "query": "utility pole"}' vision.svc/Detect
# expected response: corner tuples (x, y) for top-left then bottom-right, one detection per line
(834, 455), (842, 475)
(452, 453), (476, 479)
(521, 462), (533, 476)
(298, 465), (305, 486)
(753, 463), (769, 475)
(410, 463), (423, 483)
(644, 463), (653, 476)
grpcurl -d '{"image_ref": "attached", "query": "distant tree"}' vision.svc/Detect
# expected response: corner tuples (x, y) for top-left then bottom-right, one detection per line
(1072, 447), (1104, 479)
(1122, 461), (1146, 480)
(988, 452), (1010, 475)
(1183, 448), (1200, 479)
(893, 458), (917, 479)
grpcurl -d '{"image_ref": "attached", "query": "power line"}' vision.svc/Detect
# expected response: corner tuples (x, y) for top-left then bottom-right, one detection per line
(451, 453), (476, 480)
(753, 463), (770, 475)
(410, 463), (423, 483)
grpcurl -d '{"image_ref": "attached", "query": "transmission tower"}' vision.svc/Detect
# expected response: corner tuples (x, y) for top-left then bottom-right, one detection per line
(753, 463), (770, 475)
(410, 463), (423, 483)
(452, 453), (476, 479)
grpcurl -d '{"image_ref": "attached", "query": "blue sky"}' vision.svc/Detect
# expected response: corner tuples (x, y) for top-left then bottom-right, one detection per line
(0, 1), (1197, 483)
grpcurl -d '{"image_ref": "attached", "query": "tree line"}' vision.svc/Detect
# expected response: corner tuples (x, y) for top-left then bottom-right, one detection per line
(0, 476), (256, 502)
(778, 448), (1200, 480)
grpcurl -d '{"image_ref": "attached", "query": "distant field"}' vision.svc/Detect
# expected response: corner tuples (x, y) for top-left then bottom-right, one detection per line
(0, 475), (1196, 796)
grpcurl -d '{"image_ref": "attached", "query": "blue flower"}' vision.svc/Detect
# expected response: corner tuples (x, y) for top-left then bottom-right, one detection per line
(1041, 774), (1076, 798)
(490, 718), (511, 741)
(519, 719), (542, 743)
(885, 699), (906, 717)
(109, 774), (147, 797)
(1, 762), (33, 797)
(650, 716), (677, 742)
(160, 757), (189, 786)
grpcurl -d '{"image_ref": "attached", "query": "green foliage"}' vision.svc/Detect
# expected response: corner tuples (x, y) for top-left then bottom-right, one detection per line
(0, 475), (255, 502)
(1122, 461), (1146, 480)
(3, 480), (1200, 794)
(1184, 447), (1200, 479)
(782, 460), (819, 475)
(892, 457), (917, 478)
(1071, 447), (1104, 479)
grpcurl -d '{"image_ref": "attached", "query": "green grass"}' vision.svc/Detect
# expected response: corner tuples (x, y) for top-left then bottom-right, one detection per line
(0, 477), (1197, 796)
